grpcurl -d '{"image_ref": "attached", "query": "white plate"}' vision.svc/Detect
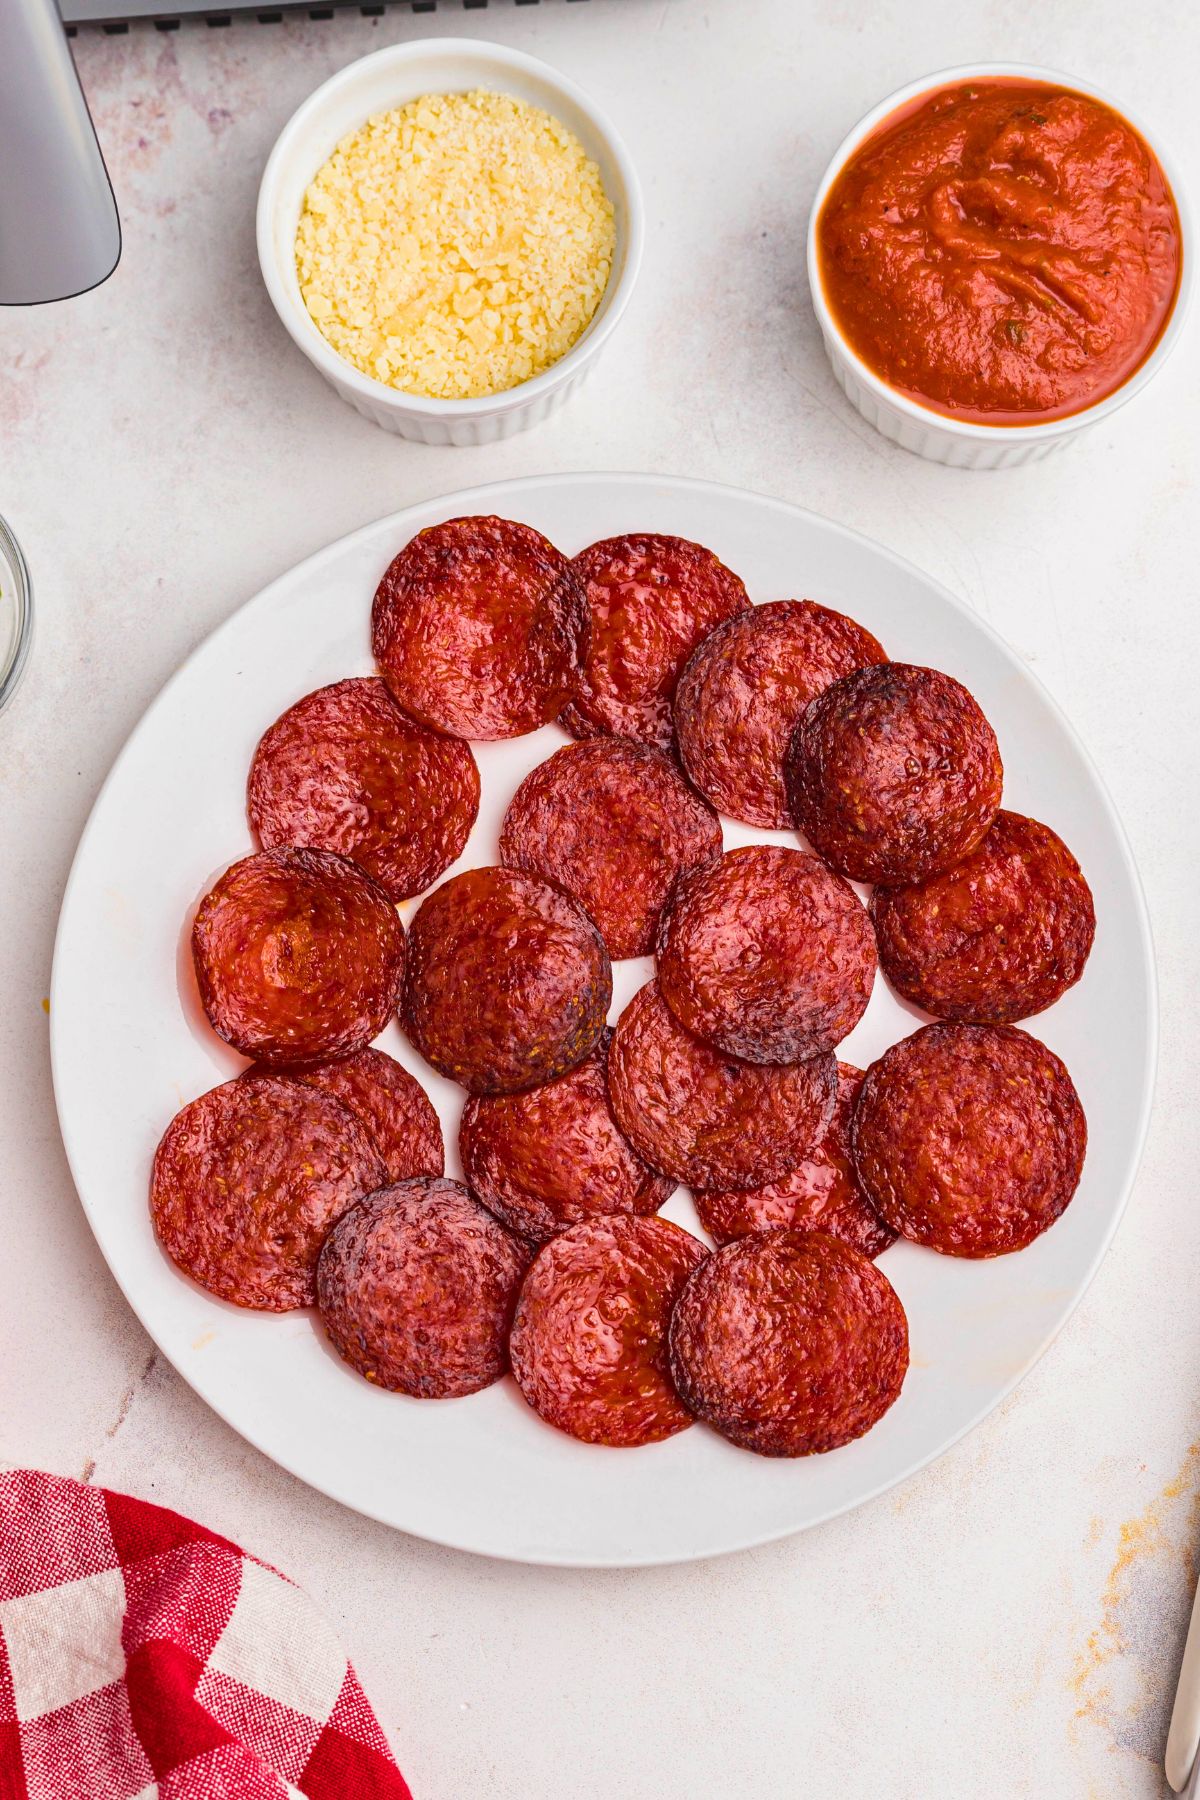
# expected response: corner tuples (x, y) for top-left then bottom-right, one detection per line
(51, 474), (1155, 1567)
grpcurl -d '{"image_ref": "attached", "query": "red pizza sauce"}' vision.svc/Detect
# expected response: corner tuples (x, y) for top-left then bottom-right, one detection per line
(817, 79), (1182, 423)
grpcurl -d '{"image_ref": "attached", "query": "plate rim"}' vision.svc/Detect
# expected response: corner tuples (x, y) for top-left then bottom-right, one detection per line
(49, 470), (1159, 1566)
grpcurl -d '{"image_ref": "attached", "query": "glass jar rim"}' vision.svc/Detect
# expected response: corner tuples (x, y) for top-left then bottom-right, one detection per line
(0, 513), (33, 717)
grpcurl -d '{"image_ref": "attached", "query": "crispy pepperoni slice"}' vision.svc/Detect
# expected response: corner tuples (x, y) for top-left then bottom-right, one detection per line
(371, 516), (587, 740)
(460, 1034), (675, 1243)
(656, 845), (876, 1063)
(402, 866), (611, 1095)
(317, 1177), (529, 1397)
(509, 1215), (708, 1446)
(561, 534), (750, 750)
(247, 677), (480, 902)
(851, 1023), (1087, 1257)
(871, 810), (1096, 1024)
(607, 981), (836, 1190)
(786, 663), (1003, 884)
(694, 1065), (896, 1259)
(150, 1073), (387, 1311)
(499, 739), (722, 959)
(668, 1230), (909, 1456)
(192, 847), (405, 1068)
(675, 600), (887, 827)
(246, 1048), (443, 1185)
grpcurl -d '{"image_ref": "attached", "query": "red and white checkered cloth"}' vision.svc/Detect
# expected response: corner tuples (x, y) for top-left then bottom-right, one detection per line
(0, 1469), (412, 1800)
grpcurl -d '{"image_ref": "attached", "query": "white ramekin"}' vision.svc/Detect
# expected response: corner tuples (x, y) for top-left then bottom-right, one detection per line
(807, 63), (1192, 469)
(257, 39), (643, 446)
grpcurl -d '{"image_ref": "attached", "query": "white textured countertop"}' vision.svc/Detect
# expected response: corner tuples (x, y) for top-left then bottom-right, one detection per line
(2, 3), (1198, 1794)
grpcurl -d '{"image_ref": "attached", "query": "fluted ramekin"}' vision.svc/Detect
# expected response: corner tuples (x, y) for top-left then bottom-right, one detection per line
(807, 63), (1192, 469)
(257, 39), (643, 446)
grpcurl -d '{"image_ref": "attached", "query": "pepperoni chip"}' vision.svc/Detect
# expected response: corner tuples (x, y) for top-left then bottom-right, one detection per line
(675, 600), (887, 828)
(608, 982), (836, 1190)
(695, 1065), (896, 1259)
(151, 1074), (387, 1311)
(402, 866), (611, 1095)
(509, 1216), (708, 1446)
(561, 534), (750, 750)
(852, 1023), (1087, 1257)
(192, 848), (405, 1067)
(247, 1048), (443, 1185)
(371, 516), (587, 740)
(499, 739), (722, 959)
(247, 677), (480, 902)
(668, 1230), (909, 1457)
(786, 663), (1004, 884)
(871, 810), (1096, 1025)
(460, 1035), (675, 1243)
(657, 846), (876, 1063)
(317, 1178), (528, 1397)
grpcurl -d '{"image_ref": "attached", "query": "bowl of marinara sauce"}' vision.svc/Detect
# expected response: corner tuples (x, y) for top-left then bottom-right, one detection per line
(807, 65), (1190, 467)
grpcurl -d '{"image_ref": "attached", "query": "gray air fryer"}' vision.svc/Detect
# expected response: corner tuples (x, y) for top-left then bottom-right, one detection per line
(1, 0), (121, 303)
(0, 0), (578, 306)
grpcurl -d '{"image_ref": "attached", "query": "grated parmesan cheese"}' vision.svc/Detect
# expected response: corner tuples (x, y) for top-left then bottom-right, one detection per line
(295, 89), (616, 400)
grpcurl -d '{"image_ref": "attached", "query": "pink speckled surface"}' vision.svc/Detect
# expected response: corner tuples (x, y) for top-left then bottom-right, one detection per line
(2, 5), (1199, 1796)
